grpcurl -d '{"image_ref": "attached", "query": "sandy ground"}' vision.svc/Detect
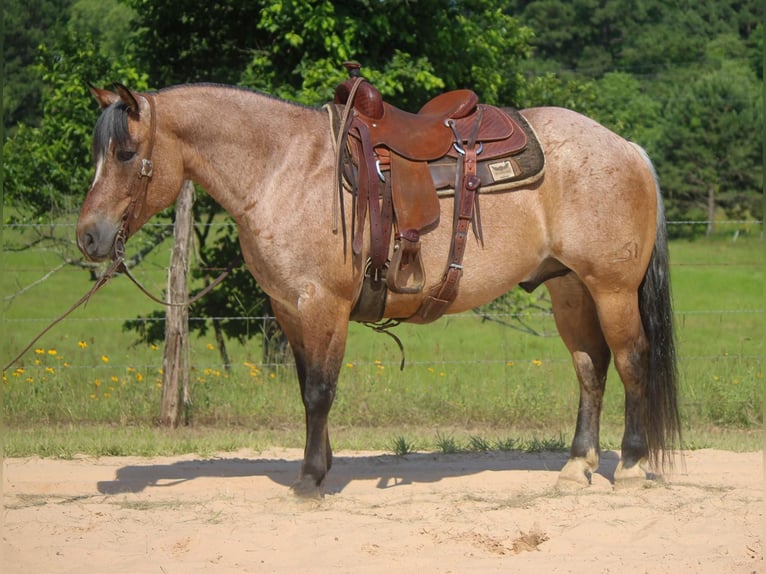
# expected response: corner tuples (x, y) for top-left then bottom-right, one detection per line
(2, 448), (763, 573)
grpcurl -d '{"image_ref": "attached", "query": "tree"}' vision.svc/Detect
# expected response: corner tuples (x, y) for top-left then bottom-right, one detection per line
(126, 0), (533, 107)
(654, 43), (763, 232)
(3, 0), (73, 133)
(68, 0), (136, 60)
(585, 72), (663, 148)
(508, 0), (763, 230)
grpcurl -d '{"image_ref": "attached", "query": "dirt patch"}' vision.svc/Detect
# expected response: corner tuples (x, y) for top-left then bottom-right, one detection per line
(2, 449), (762, 573)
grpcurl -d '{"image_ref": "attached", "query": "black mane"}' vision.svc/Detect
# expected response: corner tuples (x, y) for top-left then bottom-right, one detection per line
(92, 102), (132, 162)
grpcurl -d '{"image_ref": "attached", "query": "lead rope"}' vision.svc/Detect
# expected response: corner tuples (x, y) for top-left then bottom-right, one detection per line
(116, 256), (240, 307)
(2, 253), (239, 373)
(3, 258), (121, 373)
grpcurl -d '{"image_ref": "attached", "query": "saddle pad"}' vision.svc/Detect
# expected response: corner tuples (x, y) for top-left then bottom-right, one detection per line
(431, 108), (545, 193)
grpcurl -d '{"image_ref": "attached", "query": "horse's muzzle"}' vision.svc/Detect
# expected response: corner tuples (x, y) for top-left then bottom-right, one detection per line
(76, 218), (120, 262)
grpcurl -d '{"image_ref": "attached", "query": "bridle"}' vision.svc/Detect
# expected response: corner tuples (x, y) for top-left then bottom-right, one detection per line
(3, 90), (238, 372)
(113, 91), (158, 259)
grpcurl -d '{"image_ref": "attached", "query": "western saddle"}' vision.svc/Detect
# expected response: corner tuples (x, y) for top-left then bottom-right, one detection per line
(332, 62), (543, 324)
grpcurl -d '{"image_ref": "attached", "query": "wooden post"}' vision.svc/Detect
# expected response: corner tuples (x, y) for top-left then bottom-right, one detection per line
(705, 185), (715, 237)
(160, 180), (194, 427)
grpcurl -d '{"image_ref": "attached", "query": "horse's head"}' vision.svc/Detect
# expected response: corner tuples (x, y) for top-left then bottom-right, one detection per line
(76, 84), (182, 261)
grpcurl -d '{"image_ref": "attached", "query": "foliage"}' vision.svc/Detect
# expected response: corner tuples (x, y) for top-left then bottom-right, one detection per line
(239, 0), (534, 107)
(68, 0), (136, 60)
(3, 0), (73, 132)
(652, 38), (763, 224)
(125, 0), (533, 107)
(508, 0), (763, 230)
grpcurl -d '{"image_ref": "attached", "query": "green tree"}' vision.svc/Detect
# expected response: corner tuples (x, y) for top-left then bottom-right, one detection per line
(3, 0), (73, 133)
(68, 0), (136, 60)
(126, 0), (533, 106)
(586, 72), (663, 148)
(654, 36), (763, 232)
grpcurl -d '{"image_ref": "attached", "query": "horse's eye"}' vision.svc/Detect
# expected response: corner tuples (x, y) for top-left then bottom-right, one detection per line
(116, 149), (137, 162)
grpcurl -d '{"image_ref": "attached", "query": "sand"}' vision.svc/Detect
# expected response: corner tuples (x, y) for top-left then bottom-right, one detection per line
(2, 448), (762, 573)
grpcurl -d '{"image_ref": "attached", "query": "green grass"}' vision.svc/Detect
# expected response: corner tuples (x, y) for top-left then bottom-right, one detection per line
(2, 228), (763, 457)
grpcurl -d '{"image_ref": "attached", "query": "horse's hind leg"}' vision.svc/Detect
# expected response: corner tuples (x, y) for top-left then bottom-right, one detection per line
(591, 289), (655, 485)
(547, 275), (611, 487)
(270, 294), (349, 497)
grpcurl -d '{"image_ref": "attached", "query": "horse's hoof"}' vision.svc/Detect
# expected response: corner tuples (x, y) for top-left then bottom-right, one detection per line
(613, 459), (658, 489)
(290, 476), (325, 499)
(556, 457), (594, 490)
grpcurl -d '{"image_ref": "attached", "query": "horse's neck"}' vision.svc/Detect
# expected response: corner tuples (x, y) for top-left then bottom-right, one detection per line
(162, 85), (328, 217)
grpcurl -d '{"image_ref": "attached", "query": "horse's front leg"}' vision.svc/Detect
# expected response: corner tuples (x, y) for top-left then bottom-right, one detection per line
(270, 294), (350, 497)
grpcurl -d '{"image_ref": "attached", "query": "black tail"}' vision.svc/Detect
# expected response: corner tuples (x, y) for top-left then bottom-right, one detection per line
(636, 146), (682, 470)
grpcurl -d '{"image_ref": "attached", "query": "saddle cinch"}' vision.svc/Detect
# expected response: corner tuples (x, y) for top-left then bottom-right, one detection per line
(332, 62), (544, 324)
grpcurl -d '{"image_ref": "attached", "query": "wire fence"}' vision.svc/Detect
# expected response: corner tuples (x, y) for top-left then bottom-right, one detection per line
(2, 219), (762, 372)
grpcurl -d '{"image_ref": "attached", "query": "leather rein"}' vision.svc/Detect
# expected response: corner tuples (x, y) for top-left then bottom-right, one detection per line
(3, 92), (237, 373)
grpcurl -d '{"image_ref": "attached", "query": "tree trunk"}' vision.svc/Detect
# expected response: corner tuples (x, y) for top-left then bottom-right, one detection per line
(705, 185), (715, 237)
(160, 181), (194, 427)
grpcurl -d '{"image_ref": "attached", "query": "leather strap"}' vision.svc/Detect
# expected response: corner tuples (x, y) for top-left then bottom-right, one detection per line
(413, 109), (484, 324)
(126, 94), (156, 231)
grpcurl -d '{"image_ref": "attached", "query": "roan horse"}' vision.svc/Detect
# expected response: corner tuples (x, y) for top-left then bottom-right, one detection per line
(76, 82), (680, 495)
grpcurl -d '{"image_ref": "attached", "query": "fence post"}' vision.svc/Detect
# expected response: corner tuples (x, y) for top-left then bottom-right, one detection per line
(160, 180), (194, 427)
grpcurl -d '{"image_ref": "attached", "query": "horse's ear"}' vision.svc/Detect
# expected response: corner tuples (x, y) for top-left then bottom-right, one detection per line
(113, 83), (141, 116)
(88, 83), (120, 110)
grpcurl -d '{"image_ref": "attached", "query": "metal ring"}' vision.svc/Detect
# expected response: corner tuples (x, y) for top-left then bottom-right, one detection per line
(452, 142), (466, 155)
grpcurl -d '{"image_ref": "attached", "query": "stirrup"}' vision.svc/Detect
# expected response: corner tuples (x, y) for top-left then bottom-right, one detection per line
(387, 233), (425, 294)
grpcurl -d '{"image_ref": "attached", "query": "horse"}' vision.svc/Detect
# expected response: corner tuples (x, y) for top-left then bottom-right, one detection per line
(76, 82), (681, 496)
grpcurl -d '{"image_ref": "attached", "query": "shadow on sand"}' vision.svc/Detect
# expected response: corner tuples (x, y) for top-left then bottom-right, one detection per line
(96, 450), (622, 495)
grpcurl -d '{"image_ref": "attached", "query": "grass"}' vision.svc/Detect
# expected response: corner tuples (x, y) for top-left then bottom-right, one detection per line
(1, 227), (763, 457)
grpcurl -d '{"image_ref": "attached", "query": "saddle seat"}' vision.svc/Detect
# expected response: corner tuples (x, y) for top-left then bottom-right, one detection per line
(366, 90), (479, 161)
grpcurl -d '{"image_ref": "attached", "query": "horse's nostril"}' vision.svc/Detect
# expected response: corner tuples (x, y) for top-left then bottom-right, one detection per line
(77, 223), (112, 261)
